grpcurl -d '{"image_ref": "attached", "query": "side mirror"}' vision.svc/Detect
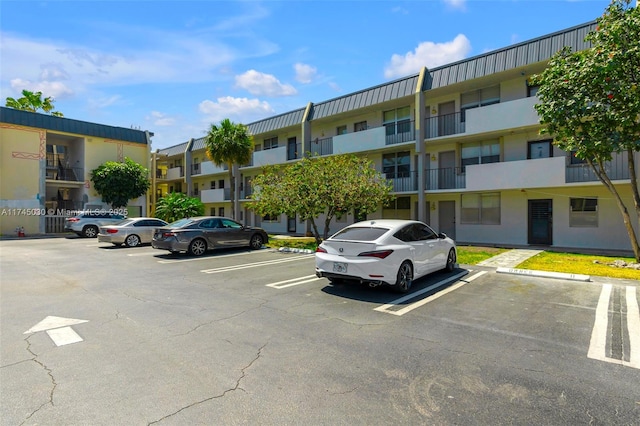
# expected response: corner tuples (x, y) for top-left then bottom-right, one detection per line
(438, 232), (447, 239)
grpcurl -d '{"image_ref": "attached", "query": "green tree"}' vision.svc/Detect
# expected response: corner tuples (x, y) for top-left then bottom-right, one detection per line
(90, 158), (151, 209)
(154, 192), (205, 223)
(249, 154), (395, 244)
(5, 89), (64, 116)
(531, 0), (640, 261)
(204, 118), (253, 220)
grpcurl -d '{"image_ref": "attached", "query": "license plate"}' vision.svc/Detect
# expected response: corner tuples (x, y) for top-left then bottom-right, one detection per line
(333, 262), (348, 273)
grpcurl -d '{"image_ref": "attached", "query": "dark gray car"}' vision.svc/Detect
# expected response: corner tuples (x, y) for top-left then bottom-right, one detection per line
(151, 216), (268, 256)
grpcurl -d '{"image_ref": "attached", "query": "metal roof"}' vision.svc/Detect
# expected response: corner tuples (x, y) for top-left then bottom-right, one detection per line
(157, 141), (189, 156)
(424, 21), (596, 90)
(0, 107), (150, 144)
(191, 136), (208, 151)
(246, 108), (306, 135)
(309, 74), (419, 121)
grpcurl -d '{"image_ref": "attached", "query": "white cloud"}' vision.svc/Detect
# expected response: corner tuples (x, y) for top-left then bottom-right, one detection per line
(148, 111), (176, 127)
(10, 78), (73, 99)
(235, 70), (297, 97)
(328, 82), (342, 92)
(294, 63), (317, 84)
(198, 96), (274, 123)
(384, 34), (472, 79)
(443, 0), (467, 11)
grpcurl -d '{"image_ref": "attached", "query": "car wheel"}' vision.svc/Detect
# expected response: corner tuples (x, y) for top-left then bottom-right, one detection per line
(395, 261), (413, 293)
(125, 234), (141, 247)
(445, 248), (456, 272)
(249, 234), (264, 250)
(83, 225), (98, 238)
(188, 238), (207, 256)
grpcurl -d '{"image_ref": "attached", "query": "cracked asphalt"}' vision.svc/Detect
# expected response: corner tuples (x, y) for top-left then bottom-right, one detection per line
(1, 237), (639, 425)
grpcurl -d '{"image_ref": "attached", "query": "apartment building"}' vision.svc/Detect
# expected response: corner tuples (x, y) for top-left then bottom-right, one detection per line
(152, 21), (638, 254)
(0, 107), (152, 235)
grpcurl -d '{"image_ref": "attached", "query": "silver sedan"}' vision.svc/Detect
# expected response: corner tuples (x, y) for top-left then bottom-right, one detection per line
(98, 217), (168, 247)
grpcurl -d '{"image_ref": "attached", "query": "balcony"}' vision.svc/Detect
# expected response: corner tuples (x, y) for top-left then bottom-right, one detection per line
(425, 167), (466, 190)
(46, 166), (84, 182)
(166, 166), (184, 180)
(385, 171), (418, 192)
(465, 157), (565, 191)
(200, 161), (227, 175)
(465, 97), (539, 135)
(252, 146), (287, 167)
(200, 188), (230, 203)
(309, 137), (334, 156)
(566, 153), (630, 183)
(190, 163), (201, 175)
(425, 113), (465, 139)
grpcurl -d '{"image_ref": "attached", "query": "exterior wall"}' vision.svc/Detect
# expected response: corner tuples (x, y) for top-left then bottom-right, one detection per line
(0, 125), (43, 235)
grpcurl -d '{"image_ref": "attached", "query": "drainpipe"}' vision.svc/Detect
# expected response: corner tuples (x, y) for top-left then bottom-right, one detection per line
(145, 130), (154, 217)
(415, 67), (427, 223)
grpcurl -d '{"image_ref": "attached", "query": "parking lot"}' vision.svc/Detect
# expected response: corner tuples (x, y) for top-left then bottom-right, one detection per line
(1, 237), (639, 425)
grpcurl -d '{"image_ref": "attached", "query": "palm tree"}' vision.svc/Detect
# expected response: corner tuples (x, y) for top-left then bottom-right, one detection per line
(5, 90), (64, 116)
(204, 119), (253, 220)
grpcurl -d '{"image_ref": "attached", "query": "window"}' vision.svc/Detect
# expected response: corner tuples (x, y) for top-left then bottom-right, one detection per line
(218, 207), (224, 217)
(383, 151), (410, 178)
(210, 181), (216, 189)
(336, 125), (347, 135)
(461, 140), (500, 171)
(461, 193), (500, 224)
(210, 207), (216, 216)
(527, 80), (540, 97)
(460, 85), (500, 121)
(262, 214), (279, 222)
(570, 198), (598, 227)
(193, 182), (199, 196)
(354, 121), (367, 132)
(383, 106), (411, 138)
(218, 179), (225, 189)
(263, 136), (278, 150)
(528, 140), (553, 159)
(569, 151), (587, 165)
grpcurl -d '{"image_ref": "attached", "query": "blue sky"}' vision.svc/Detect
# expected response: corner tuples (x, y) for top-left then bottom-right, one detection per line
(1, 0), (613, 150)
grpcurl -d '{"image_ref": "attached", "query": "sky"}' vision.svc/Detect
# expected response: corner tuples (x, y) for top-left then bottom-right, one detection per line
(0, 0), (615, 150)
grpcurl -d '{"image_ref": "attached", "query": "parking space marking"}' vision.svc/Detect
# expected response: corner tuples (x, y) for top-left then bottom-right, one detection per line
(374, 270), (485, 316)
(157, 250), (262, 264)
(266, 275), (323, 289)
(201, 254), (313, 273)
(588, 284), (640, 369)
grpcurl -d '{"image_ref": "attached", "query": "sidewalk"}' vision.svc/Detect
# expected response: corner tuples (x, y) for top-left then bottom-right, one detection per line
(477, 248), (591, 282)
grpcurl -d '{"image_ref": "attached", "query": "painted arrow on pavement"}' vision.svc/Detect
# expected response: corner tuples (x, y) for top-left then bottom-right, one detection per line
(24, 316), (89, 347)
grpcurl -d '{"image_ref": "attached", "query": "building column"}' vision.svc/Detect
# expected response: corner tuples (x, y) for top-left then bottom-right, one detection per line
(415, 67), (427, 223)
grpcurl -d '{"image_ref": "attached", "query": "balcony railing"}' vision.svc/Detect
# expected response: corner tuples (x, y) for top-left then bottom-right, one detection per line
(309, 137), (333, 156)
(566, 154), (630, 183)
(385, 171), (418, 192)
(46, 166), (84, 182)
(425, 113), (465, 139)
(191, 163), (201, 175)
(425, 167), (466, 190)
(383, 121), (415, 145)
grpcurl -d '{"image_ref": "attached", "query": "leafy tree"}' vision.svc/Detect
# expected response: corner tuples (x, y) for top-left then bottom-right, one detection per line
(5, 89), (64, 116)
(249, 154), (395, 244)
(531, 0), (640, 261)
(204, 118), (253, 220)
(90, 158), (150, 209)
(154, 192), (204, 223)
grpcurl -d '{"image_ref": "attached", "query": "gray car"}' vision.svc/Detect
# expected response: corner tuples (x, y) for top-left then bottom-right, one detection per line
(151, 216), (268, 256)
(64, 211), (127, 238)
(98, 217), (168, 247)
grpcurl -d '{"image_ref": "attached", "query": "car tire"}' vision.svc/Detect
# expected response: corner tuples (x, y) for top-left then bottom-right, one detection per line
(395, 261), (413, 293)
(445, 248), (456, 272)
(125, 234), (141, 247)
(188, 238), (207, 256)
(83, 225), (99, 238)
(249, 234), (264, 250)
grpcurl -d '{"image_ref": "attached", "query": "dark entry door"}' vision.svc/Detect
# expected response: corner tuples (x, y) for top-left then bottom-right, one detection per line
(528, 199), (552, 245)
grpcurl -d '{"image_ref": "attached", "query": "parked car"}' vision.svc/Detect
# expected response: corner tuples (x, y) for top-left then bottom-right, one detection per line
(151, 216), (268, 256)
(64, 211), (127, 238)
(98, 217), (168, 247)
(315, 219), (457, 293)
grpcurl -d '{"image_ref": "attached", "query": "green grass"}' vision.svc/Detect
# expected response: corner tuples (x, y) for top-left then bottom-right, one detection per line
(456, 246), (507, 265)
(516, 251), (640, 280)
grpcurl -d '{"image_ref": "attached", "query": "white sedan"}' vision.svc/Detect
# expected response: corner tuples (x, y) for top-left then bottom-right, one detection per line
(98, 217), (168, 247)
(315, 219), (457, 293)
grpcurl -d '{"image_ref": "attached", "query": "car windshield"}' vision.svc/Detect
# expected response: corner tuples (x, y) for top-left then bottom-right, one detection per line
(167, 218), (194, 228)
(330, 227), (389, 241)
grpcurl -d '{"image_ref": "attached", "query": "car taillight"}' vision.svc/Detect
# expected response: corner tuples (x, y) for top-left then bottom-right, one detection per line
(315, 246), (327, 253)
(358, 250), (394, 259)
(162, 232), (176, 237)
(107, 229), (118, 234)
(67, 218), (80, 222)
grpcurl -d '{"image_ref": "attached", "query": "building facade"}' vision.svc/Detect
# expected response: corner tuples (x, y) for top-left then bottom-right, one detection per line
(0, 107), (152, 236)
(152, 21), (638, 255)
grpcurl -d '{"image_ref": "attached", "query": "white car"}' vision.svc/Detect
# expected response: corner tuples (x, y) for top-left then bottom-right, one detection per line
(315, 219), (457, 293)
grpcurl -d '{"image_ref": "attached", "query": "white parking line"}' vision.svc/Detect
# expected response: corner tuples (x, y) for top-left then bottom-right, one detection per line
(266, 275), (323, 289)
(374, 270), (485, 316)
(157, 250), (262, 264)
(201, 254), (313, 273)
(588, 284), (640, 369)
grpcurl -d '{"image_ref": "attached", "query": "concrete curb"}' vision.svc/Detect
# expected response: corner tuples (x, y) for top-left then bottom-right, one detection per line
(496, 267), (591, 282)
(277, 247), (315, 254)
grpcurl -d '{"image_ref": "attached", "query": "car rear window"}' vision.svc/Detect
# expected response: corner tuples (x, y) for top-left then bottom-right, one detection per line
(330, 227), (389, 241)
(167, 218), (194, 228)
